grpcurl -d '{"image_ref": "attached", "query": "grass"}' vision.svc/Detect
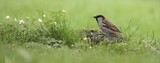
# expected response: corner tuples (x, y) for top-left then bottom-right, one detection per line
(0, 11), (79, 46)
(0, 0), (160, 63)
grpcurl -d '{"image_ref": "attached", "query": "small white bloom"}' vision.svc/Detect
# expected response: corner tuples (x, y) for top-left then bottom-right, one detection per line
(38, 18), (42, 22)
(5, 16), (10, 19)
(43, 15), (46, 17)
(62, 10), (66, 12)
(19, 20), (25, 24)
(14, 18), (17, 21)
(53, 22), (57, 25)
(89, 46), (92, 49)
(83, 37), (87, 40)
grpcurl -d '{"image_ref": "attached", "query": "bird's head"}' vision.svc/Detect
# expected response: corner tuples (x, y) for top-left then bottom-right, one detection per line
(93, 15), (105, 20)
(93, 15), (105, 22)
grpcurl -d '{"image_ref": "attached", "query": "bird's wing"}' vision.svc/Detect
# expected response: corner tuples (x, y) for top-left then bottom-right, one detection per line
(102, 20), (121, 33)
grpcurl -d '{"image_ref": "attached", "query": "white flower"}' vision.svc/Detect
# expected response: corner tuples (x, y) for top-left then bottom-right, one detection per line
(43, 15), (46, 17)
(19, 20), (25, 24)
(53, 22), (57, 25)
(89, 46), (92, 49)
(83, 37), (87, 40)
(62, 10), (66, 12)
(38, 18), (42, 23)
(5, 16), (10, 19)
(14, 18), (17, 21)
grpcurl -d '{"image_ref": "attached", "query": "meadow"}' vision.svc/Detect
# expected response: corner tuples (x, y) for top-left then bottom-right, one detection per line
(0, 0), (160, 63)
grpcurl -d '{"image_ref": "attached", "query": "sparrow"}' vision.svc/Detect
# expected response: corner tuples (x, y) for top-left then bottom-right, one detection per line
(93, 15), (125, 43)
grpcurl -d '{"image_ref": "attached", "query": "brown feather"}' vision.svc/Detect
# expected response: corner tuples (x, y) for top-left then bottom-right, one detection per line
(102, 20), (121, 33)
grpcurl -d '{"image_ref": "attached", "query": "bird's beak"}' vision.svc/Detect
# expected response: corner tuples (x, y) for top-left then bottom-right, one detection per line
(93, 16), (96, 18)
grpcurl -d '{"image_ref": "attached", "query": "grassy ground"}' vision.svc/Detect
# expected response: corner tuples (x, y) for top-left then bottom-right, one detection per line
(0, 0), (160, 63)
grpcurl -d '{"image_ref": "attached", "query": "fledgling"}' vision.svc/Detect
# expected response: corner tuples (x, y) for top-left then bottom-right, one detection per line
(93, 15), (125, 43)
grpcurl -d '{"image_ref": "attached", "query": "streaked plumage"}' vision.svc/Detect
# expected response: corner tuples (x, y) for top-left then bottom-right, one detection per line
(93, 15), (125, 43)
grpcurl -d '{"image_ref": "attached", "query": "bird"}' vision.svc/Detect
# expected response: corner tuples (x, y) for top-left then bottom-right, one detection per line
(93, 15), (125, 43)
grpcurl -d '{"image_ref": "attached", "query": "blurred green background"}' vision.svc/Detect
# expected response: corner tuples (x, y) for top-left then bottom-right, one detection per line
(0, 0), (160, 34)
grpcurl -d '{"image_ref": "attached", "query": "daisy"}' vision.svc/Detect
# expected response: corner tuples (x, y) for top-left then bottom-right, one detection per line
(83, 37), (87, 40)
(14, 18), (17, 21)
(6, 16), (10, 19)
(19, 20), (25, 24)
(62, 10), (66, 13)
(43, 15), (46, 18)
(38, 18), (42, 23)
(53, 22), (57, 25)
